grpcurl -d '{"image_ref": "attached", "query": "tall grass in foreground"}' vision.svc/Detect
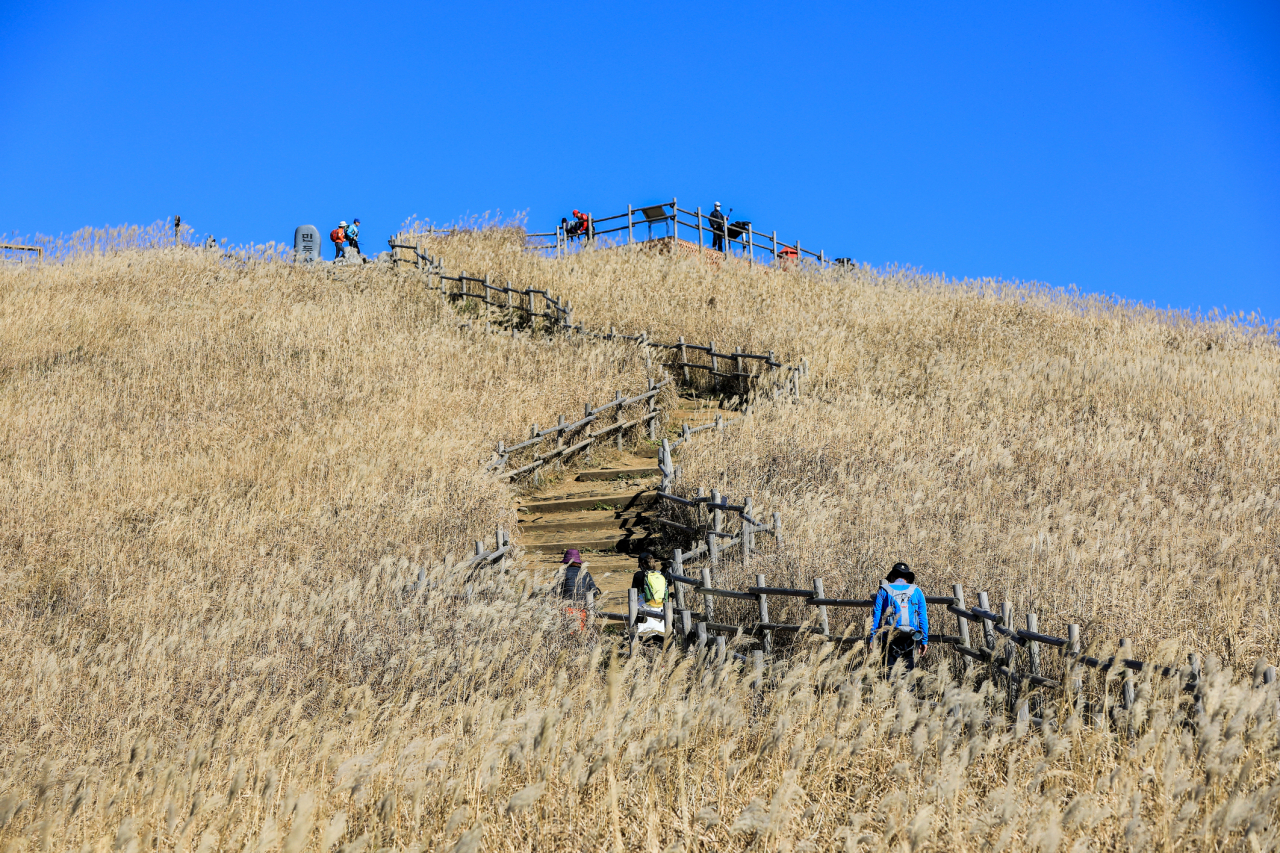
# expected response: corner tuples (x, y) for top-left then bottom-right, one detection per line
(2, 553), (1276, 851)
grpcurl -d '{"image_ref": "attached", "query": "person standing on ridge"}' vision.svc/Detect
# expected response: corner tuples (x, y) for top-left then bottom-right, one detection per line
(708, 202), (727, 252)
(869, 562), (929, 674)
(346, 219), (361, 256)
(330, 221), (347, 260)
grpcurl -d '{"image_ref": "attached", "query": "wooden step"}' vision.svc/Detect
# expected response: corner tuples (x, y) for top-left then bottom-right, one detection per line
(518, 510), (648, 534)
(518, 490), (657, 515)
(575, 466), (661, 482)
(521, 529), (657, 555)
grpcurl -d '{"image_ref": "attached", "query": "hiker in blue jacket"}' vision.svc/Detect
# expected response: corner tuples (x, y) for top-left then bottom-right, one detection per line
(869, 562), (929, 674)
(345, 219), (361, 256)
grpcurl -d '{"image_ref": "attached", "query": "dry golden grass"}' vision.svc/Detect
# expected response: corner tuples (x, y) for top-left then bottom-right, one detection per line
(1, 226), (1277, 851)
(424, 229), (1280, 663)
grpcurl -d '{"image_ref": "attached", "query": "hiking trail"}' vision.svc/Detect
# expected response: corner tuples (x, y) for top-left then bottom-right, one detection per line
(516, 393), (721, 614)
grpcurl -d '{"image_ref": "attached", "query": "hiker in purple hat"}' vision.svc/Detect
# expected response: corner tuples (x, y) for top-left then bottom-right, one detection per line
(559, 549), (600, 601)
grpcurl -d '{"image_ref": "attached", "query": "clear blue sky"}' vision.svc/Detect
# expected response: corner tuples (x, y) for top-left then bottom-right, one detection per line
(3, 1), (1277, 319)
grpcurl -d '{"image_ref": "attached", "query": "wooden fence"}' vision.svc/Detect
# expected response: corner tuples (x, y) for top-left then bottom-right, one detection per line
(484, 380), (669, 480)
(526, 198), (843, 268)
(594, 454), (1280, 724)
(389, 238), (1274, 728)
(0, 243), (42, 262)
(387, 240), (808, 481)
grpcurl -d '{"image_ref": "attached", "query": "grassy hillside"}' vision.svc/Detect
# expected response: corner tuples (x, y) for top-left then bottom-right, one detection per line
(1, 231), (1277, 851)
(427, 227), (1280, 664)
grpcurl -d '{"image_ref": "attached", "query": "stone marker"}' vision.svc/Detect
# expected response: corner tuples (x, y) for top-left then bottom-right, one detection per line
(294, 225), (321, 262)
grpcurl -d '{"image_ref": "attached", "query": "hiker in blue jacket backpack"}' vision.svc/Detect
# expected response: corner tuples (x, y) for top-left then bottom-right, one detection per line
(869, 562), (929, 674)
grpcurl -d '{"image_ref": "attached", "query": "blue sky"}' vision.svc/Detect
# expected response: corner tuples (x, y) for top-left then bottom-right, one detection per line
(3, 1), (1278, 319)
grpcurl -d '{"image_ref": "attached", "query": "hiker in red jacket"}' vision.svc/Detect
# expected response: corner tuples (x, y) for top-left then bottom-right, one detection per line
(330, 222), (347, 259)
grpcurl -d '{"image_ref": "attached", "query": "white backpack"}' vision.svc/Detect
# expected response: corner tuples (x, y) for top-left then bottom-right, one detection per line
(879, 581), (919, 631)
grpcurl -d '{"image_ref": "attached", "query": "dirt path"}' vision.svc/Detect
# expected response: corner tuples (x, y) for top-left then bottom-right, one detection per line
(516, 394), (724, 613)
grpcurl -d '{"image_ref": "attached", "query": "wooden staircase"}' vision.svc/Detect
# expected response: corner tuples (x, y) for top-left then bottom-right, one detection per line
(516, 395), (726, 613)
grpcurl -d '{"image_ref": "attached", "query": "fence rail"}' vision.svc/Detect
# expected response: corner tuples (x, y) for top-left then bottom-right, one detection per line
(0, 243), (43, 262)
(525, 198), (842, 268)
(388, 229), (1272, 737)
(386, 238), (808, 482)
(618, 438), (1280, 726)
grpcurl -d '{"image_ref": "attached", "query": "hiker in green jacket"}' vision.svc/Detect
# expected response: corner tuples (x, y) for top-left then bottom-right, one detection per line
(631, 552), (670, 609)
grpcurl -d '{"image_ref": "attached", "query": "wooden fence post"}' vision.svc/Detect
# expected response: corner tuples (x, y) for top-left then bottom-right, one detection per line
(627, 588), (639, 648)
(1119, 638), (1135, 711)
(1026, 612), (1042, 718)
(709, 341), (719, 395)
(678, 337), (690, 384)
(671, 197), (678, 242)
(674, 550), (691, 644)
(715, 634), (726, 664)
(976, 592), (996, 651)
(696, 621), (708, 652)
(756, 573), (771, 656)
(1002, 600), (1017, 710)
(734, 347), (745, 398)
(1067, 624), (1082, 697)
(664, 598), (674, 644)
(615, 390), (624, 452)
(700, 567), (715, 624)
(746, 223), (754, 266)
(647, 378), (658, 441)
(711, 484), (721, 563)
(952, 584), (971, 650)
(696, 206), (704, 249)
(752, 650), (765, 690)
(743, 497), (754, 557)
(627, 204), (633, 244)
(772, 511), (782, 546)
(812, 578), (829, 637)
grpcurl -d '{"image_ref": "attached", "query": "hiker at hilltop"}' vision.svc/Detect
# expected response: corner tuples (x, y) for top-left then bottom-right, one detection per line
(564, 210), (591, 242)
(345, 219), (362, 256)
(869, 562), (929, 674)
(559, 549), (600, 601)
(330, 222), (347, 260)
(708, 202), (727, 252)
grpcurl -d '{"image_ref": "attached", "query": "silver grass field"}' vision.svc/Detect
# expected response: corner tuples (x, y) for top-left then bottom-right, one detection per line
(0, 226), (1278, 851)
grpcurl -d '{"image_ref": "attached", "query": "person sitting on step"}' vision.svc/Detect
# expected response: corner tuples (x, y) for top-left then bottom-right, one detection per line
(559, 549), (599, 602)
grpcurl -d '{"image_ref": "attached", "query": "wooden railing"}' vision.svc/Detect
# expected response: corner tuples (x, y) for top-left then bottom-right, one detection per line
(485, 380), (669, 480)
(0, 243), (43, 262)
(596, 448), (1280, 725)
(526, 198), (842, 267)
(387, 239), (808, 482)
(390, 236), (1275, 731)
